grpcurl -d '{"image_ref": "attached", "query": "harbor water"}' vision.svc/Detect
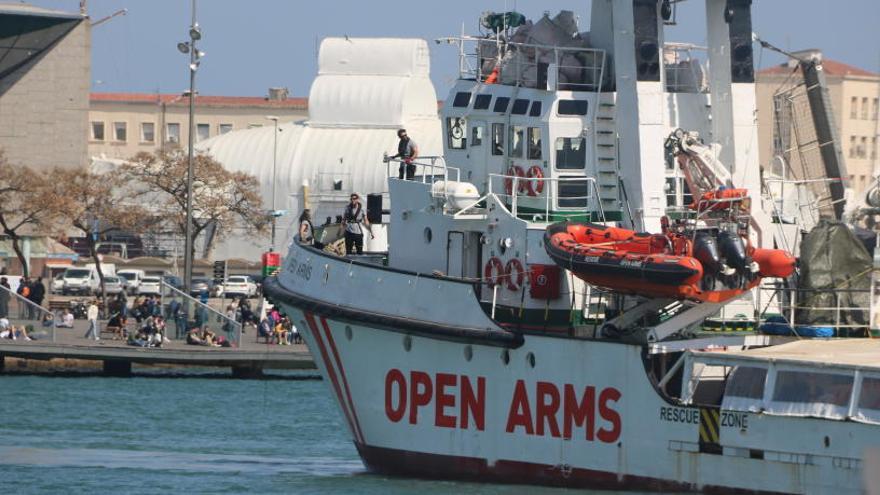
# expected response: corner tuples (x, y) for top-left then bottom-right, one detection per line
(0, 372), (648, 494)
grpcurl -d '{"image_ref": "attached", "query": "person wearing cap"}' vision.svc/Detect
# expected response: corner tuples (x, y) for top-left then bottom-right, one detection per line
(388, 128), (419, 180)
(298, 209), (314, 245)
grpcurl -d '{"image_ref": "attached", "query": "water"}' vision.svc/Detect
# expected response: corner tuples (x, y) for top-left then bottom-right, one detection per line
(0, 373), (623, 494)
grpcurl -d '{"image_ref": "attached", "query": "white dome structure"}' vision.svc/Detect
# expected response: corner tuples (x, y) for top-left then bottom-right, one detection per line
(199, 37), (443, 259)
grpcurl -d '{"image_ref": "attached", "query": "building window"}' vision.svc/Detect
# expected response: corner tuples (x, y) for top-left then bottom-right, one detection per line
(446, 117), (466, 149)
(861, 136), (868, 159)
(113, 122), (127, 142)
(491, 123), (504, 156)
(850, 136), (857, 158)
(873, 137), (878, 160)
(527, 127), (542, 159)
(509, 125), (524, 157)
(863, 97), (870, 120)
(166, 123), (181, 143)
(91, 121), (105, 141)
(197, 123), (210, 141)
(874, 98), (879, 121)
(851, 97), (858, 119)
(219, 124), (233, 135)
(247, 123), (263, 129)
(140, 122), (155, 143)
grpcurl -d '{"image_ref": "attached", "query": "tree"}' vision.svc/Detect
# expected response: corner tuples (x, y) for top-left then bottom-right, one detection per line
(48, 168), (151, 301)
(121, 151), (267, 260)
(0, 151), (64, 277)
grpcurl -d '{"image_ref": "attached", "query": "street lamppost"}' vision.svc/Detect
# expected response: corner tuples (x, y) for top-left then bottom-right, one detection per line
(177, 0), (203, 293)
(266, 115), (279, 251)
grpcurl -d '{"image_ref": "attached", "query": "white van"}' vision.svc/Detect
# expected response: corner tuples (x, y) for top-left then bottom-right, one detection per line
(117, 269), (146, 295)
(62, 267), (100, 296)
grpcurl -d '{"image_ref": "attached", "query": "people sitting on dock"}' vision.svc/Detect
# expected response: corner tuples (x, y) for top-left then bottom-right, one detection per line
(106, 313), (127, 339)
(57, 308), (74, 328)
(186, 326), (221, 347)
(1, 319), (31, 341)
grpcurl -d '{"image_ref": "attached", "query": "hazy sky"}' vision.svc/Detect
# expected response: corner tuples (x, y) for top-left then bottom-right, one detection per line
(28, 0), (880, 98)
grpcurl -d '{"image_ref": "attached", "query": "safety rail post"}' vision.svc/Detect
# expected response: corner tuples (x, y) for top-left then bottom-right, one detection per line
(491, 284), (498, 320)
(512, 177), (519, 217)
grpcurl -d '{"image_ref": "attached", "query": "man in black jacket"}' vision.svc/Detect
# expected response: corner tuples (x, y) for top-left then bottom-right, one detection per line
(28, 277), (45, 320)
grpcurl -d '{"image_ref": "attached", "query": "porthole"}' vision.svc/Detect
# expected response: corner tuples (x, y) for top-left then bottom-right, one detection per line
(463, 345), (473, 362)
(403, 335), (412, 352)
(345, 325), (353, 341)
(424, 227), (433, 244)
(526, 352), (536, 368)
(501, 349), (510, 365)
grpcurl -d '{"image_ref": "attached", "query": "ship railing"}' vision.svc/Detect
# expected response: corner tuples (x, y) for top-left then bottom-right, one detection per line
(754, 284), (871, 337)
(486, 173), (605, 222)
(0, 283), (57, 343)
(436, 34), (606, 92)
(385, 156), (460, 184)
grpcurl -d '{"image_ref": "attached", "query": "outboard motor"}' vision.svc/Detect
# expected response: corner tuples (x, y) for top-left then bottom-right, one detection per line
(693, 232), (722, 275)
(718, 231), (748, 273)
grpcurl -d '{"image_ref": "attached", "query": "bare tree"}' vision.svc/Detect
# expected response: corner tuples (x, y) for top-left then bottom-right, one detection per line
(121, 151), (267, 260)
(0, 151), (64, 276)
(49, 168), (151, 301)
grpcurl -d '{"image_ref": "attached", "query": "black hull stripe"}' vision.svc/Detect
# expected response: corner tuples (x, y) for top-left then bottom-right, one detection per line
(263, 277), (524, 349)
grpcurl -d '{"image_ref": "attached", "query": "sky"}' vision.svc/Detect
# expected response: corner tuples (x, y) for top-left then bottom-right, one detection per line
(27, 0), (880, 99)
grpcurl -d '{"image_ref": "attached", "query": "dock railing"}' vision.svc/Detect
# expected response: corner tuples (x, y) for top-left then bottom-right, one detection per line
(160, 281), (243, 346)
(0, 284), (57, 342)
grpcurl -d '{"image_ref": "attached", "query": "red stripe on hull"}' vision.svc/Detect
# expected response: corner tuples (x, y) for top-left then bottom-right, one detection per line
(355, 443), (789, 495)
(304, 311), (362, 444)
(320, 316), (365, 444)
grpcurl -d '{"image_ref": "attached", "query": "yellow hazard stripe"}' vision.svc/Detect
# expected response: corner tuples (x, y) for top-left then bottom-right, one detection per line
(699, 408), (720, 444)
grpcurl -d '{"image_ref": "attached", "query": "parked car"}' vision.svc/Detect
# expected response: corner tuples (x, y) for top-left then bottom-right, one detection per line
(117, 269), (146, 295)
(189, 278), (214, 298)
(102, 276), (125, 295)
(222, 275), (258, 298)
(138, 276), (162, 296)
(62, 267), (100, 296)
(50, 273), (65, 294)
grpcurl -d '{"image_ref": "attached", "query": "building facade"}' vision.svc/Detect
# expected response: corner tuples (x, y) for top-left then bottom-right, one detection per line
(757, 51), (880, 201)
(0, 4), (90, 170)
(88, 89), (308, 161)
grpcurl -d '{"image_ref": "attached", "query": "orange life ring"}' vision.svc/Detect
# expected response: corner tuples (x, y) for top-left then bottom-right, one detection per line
(526, 166), (544, 196)
(484, 257), (506, 288)
(504, 165), (526, 196)
(505, 258), (525, 291)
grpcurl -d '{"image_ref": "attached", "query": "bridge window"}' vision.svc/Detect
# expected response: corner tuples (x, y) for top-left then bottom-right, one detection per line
(453, 92), (472, 108)
(446, 117), (467, 149)
(473, 94), (492, 110)
(558, 99), (589, 116)
(555, 137), (586, 169)
(558, 179), (590, 208)
(509, 126), (524, 158)
(528, 127), (542, 159)
(471, 125), (484, 146)
(493, 97), (510, 113)
(511, 99), (529, 115)
(721, 366), (767, 413)
(492, 123), (504, 156)
(529, 101), (543, 117)
(769, 370), (853, 419)
(856, 377), (880, 424)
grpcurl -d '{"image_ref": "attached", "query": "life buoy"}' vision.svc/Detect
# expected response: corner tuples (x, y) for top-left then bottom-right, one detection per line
(484, 257), (506, 287)
(504, 165), (526, 196)
(526, 166), (544, 196)
(505, 258), (525, 291)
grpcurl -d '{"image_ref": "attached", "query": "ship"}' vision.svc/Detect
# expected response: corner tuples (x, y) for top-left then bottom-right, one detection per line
(264, 2), (880, 493)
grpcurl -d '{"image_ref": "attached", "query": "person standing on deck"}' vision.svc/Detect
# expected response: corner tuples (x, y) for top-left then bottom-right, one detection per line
(84, 299), (100, 341)
(342, 194), (373, 255)
(387, 128), (419, 180)
(28, 277), (45, 320)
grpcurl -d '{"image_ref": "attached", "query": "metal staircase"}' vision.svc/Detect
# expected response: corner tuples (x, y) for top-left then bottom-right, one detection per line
(594, 94), (621, 217)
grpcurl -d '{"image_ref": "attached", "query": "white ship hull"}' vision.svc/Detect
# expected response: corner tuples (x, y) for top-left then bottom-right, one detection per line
(265, 243), (876, 494)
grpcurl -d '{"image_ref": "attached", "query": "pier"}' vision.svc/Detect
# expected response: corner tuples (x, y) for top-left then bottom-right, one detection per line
(0, 327), (315, 378)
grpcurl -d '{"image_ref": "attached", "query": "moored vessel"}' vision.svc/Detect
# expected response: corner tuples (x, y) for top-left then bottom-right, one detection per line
(264, 2), (879, 493)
